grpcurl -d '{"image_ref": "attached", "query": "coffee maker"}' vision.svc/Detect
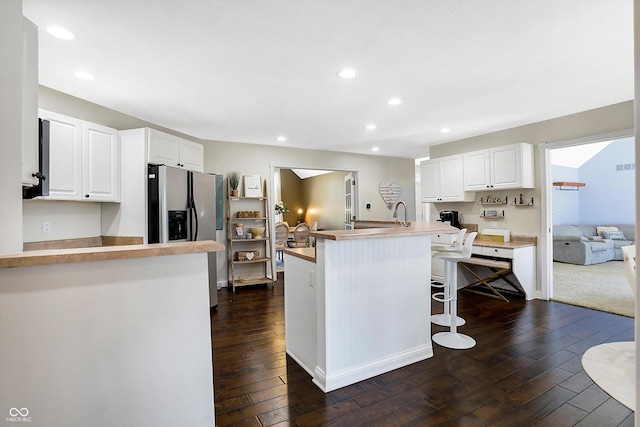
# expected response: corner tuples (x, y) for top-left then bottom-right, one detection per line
(439, 210), (461, 228)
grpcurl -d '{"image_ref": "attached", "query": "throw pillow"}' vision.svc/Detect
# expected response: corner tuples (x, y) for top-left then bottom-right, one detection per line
(596, 226), (619, 238)
(602, 230), (627, 240)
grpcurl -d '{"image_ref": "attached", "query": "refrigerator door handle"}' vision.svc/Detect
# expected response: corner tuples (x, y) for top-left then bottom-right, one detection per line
(192, 196), (199, 241)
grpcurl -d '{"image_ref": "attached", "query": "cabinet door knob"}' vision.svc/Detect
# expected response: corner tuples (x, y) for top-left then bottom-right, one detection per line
(85, 194), (90, 198)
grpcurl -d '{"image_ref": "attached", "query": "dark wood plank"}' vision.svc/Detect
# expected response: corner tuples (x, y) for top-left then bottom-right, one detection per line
(210, 273), (634, 426)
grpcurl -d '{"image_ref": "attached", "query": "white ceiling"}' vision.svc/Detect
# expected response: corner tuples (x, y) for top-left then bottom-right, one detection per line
(22, 0), (633, 159)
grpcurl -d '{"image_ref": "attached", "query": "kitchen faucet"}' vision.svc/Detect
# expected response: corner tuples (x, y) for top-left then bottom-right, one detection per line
(392, 201), (409, 227)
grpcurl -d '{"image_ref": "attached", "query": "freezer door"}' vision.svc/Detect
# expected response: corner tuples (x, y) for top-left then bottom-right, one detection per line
(159, 166), (189, 242)
(190, 171), (216, 241)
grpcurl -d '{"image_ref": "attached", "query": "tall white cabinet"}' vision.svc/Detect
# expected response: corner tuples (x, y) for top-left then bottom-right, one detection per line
(39, 109), (120, 202)
(21, 18), (39, 188)
(420, 155), (475, 202)
(463, 142), (534, 191)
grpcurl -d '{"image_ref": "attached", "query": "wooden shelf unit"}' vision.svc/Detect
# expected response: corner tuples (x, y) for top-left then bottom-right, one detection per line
(226, 179), (274, 292)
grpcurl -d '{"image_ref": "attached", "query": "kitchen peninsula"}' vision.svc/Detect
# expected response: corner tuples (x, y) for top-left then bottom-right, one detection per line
(284, 221), (458, 392)
(0, 240), (223, 427)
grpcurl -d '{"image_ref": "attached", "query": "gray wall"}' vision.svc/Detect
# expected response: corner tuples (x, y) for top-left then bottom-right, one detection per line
(31, 86), (416, 240)
(428, 101), (634, 237)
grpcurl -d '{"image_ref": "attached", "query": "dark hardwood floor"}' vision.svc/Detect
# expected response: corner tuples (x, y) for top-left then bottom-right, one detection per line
(210, 274), (634, 426)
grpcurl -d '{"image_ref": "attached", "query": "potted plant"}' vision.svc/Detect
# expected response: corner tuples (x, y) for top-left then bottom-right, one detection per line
(275, 201), (289, 222)
(228, 171), (240, 197)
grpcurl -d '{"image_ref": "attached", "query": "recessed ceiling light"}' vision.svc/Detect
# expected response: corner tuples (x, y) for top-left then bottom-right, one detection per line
(387, 98), (402, 106)
(47, 26), (76, 40)
(440, 128), (451, 133)
(371, 147), (380, 152)
(366, 124), (377, 130)
(337, 68), (357, 79)
(74, 71), (94, 81)
(277, 136), (286, 142)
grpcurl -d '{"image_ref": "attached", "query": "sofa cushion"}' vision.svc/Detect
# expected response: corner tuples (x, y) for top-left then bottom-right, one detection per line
(553, 225), (585, 237)
(596, 226), (619, 237)
(590, 240), (614, 252)
(602, 230), (627, 240)
(556, 235), (588, 242)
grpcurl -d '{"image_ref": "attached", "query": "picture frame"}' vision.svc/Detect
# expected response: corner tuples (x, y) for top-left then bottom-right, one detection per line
(243, 175), (263, 198)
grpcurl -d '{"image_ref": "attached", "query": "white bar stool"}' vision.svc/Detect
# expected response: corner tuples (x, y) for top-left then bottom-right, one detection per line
(432, 232), (477, 350)
(431, 228), (467, 327)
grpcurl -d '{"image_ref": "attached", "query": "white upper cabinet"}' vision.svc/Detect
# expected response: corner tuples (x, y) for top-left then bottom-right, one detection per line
(463, 142), (534, 191)
(420, 155), (475, 202)
(83, 122), (121, 201)
(40, 110), (83, 200)
(178, 139), (204, 172)
(148, 128), (203, 172)
(39, 109), (120, 202)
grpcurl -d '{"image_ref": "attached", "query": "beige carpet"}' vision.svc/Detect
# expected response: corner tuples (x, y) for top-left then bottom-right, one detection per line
(553, 261), (635, 317)
(582, 341), (636, 411)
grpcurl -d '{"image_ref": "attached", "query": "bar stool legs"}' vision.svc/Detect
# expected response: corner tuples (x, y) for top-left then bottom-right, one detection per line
(431, 231), (477, 350)
(430, 261), (465, 327)
(432, 258), (476, 350)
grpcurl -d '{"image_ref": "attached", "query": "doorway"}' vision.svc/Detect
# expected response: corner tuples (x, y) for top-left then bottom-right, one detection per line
(540, 130), (635, 305)
(270, 166), (358, 230)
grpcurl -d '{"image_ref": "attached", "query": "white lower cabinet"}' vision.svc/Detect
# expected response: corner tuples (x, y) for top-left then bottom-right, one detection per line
(39, 109), (120, 202)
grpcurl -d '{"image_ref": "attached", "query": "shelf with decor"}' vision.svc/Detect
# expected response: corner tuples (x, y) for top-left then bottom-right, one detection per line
(226, 174), (274, 292)
(510, 194), (535, 207)
(480, 209), (505, 219)
(477, 196), (508, 205)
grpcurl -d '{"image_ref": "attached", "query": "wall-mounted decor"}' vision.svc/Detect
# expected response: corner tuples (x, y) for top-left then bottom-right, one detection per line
(379, 181), (401, 209)
(243, 175), (263, 197)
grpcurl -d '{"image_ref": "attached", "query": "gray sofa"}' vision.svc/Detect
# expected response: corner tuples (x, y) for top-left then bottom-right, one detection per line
(553, 224), (635, 265)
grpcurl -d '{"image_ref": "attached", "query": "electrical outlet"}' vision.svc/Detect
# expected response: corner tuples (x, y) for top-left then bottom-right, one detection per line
(489, 221), (498, 229)
(308, 269), (314, 287)
(42, 221), (52, 234)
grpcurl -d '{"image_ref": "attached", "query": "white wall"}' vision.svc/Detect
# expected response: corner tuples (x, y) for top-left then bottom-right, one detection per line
(578, 137), (635, 224)
(551, 165), (580, 225)
(23, 200), (102, 242)
(0, 0), (25, 255)
(0, 253), (215, 427)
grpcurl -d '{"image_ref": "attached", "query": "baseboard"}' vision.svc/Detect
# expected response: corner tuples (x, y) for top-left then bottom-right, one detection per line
(313, 344), (434, 393)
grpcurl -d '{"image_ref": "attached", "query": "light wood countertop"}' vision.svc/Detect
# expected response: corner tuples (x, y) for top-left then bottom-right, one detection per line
(283, 247), (316, 262)
(312, 221), (459, 241)
(473, 235), (537, 249)
(0, 240), (225, 269)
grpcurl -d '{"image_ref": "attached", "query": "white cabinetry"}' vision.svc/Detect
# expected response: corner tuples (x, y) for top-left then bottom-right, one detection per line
(39, 109), (120, 202)
(420, 155), (475, 202)
(148, 128), (204, 172)
(21, 18), (39, 187)
(463, 143), (534, 191)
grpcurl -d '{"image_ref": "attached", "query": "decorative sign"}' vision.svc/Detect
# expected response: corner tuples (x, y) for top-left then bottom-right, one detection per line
(379, 181), (402, 209)
(243, 175), (262, 197)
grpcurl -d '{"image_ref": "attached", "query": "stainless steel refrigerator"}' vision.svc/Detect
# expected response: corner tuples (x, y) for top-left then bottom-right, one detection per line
(148, 164), (218, 308)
